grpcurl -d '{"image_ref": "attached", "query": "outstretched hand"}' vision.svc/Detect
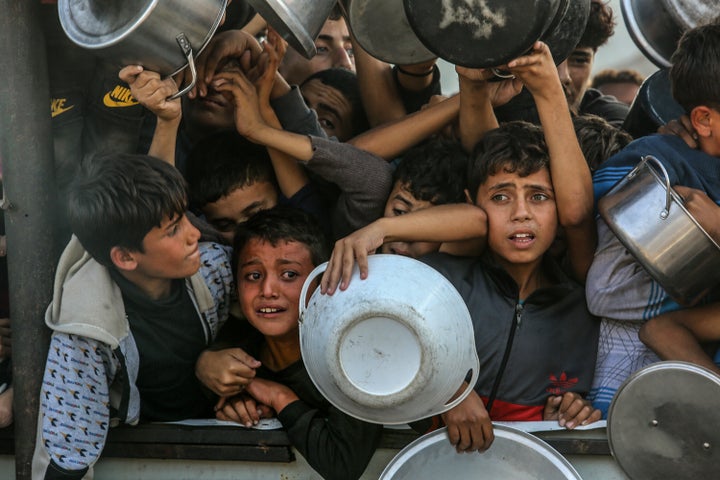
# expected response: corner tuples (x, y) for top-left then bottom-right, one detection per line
(504, 41), (563, 102)
(320, 222), (386, 295)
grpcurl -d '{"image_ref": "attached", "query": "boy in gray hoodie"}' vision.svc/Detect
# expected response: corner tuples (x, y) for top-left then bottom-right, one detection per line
(32, 154), (240, 479)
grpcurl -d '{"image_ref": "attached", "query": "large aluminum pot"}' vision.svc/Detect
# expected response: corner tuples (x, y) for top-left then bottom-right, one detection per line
(598, 155), (720, 306)
(58, 0), (227, 98)
(343, 0), (436, 65)
(608, 361), (720, 480)
(621, 0), (716, 67)
(380, 425), (582, 479)
(298, 254), (479, 425)
(246, 0), (337, 59)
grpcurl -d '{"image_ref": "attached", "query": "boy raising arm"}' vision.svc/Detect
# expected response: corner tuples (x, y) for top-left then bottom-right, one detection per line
(323, 42), (601, 453)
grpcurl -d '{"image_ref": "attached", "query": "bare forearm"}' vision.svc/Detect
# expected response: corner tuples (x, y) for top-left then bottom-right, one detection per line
(379, 204), (487, 243)
(640, 317), (720, 375)
(458, 78), (498, 153)
(244, 123), (314, 161)
(148, 117), (181, 165)
(349, 95), (460, 160)
(534, 91), (593, 227)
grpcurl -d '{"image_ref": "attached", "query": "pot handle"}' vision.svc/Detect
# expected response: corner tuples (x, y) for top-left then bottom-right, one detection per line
(641, 155), (673, 219)
(441, 348), (481, 411)
(168, 33), (196, 100)
(298, 261), (329, 324)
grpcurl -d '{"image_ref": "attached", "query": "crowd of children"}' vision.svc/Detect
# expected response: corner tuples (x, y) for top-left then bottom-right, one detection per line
(22, 1), (720, 479)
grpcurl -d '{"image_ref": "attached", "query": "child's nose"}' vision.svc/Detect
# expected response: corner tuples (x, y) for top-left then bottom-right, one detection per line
(261, 276), (278, 297)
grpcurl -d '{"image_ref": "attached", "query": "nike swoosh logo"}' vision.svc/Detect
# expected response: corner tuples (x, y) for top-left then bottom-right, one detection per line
(51, 104), (75, 118)
(103, 91), (139, 108)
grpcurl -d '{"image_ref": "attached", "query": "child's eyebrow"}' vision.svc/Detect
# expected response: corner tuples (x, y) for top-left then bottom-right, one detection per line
(241, 201), (265, 215)
(316, 103), (341, 122)
(392, 193), (414, 207)
(165, 214), (182, 230)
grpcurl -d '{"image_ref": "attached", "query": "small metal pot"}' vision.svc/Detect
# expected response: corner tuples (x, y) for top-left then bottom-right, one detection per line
(621, 0), (716, 68)
(58, 0), (227, 98)
(343, 0), (436, 65)
(598, 155), (720, 306)
(246, 0), (338, 59)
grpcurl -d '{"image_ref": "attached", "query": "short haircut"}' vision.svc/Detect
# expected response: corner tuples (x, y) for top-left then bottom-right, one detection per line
(186, 131), (278, 209)
(232, 206), (330, 276)
(328, 4), (343, 21)
(670, 19), (720, 113)
(302, 68), (370, 138)
(578, 0), (615, 51)
(468, 122), (549, 201)
(393, 139), (468, 205)
(591, 68), (645, 89)
(66, 154), (187, 267)
(573, 114), (632, 172)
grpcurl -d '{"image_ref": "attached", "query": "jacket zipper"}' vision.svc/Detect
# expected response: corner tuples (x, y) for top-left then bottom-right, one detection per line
(486, 300), (524, 414)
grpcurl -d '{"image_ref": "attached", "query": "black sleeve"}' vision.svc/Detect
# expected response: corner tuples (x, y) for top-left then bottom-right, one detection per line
(278, 400), (383, 480)
(44, 461), (88, 480)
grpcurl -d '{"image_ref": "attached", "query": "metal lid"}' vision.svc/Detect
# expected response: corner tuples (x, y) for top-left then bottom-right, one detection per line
(380, 425), (582, 479)
(607, 361), (720, 480)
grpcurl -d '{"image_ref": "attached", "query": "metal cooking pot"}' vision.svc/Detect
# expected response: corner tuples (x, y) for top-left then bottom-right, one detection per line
(402, 0), (588, 68)
(380, 425), (582, 479)
(541, 0), (591, 64)
(608, 361), (720, 480)
(58, 0), (227, 99)
(622, 68), (686, 139)
(621, 0), (716, 67)
(298, 254), (479, 425)
(343, 0), (436, 65)
(246, 0), (337, 59)
(598, 155), (720, 306)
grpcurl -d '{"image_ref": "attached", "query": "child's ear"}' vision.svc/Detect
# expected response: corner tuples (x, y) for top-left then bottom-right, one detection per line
(464, 188), (474, 205)
(690, 106), (714, 138)
(110, 246), (138, 272)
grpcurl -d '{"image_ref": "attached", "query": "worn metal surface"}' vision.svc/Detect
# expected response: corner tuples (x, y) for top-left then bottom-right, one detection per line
(0, 1), (57, 479)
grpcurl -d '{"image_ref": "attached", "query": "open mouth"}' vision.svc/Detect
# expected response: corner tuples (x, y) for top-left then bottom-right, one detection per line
(258, 307), (286, 314)
(509, 232), (535, 245)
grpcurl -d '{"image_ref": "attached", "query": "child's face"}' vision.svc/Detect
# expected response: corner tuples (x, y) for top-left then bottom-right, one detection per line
(475, 167), (558, 271)
(381, 181), (441, 258)
(202, 182), (278, 243)
(237, 238), (316, 340)
(132, 213), (202, 280)
(301, 78), (354, 141)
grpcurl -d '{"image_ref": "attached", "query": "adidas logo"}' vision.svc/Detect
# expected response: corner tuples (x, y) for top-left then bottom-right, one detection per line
(103, 85), (139, 108)
(50, 98), (75, 118)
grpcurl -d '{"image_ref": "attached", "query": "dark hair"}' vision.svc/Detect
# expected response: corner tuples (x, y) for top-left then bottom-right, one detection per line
(301, 68), (370, 139)
(578, 0), (615, 51)
(573, 114), (632, 171)
(591, 68), (645, 89)
(328, 4), (344, 21)
(468, 122), (549, 201)
(186, 131), (278, 209)
(66, 154), (187, 267)
(393, 139), (468, 205)
(670, 19), (720, 113)
(232, 206), (330, 276)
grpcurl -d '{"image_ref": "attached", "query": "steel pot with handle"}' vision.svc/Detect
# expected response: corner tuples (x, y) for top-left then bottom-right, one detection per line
(58, 0), (228, 99)
(621, 0), (716, 68)
(598, 155), (720, 306)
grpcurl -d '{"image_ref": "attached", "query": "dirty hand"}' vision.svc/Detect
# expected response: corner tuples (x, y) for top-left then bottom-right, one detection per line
(195, 348), (261, 397)
(543, 392), (601, 429)
(119, 65), (181, 122)
(215, 393), (274, 427)
(441, 389), (494, 453)
(320, 222), (385, 295)
(659, 115), (698, 150)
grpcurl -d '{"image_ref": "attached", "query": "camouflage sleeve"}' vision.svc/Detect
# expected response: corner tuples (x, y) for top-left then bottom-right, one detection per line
(38, 332), (117, 476)
(198, 242), (235, 340)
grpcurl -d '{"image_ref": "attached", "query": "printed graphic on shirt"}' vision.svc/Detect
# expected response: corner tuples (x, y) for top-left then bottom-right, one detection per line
(546, 371), (579, 395)
(50, 98), (76, 118)
(103, 85), (139, 108)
